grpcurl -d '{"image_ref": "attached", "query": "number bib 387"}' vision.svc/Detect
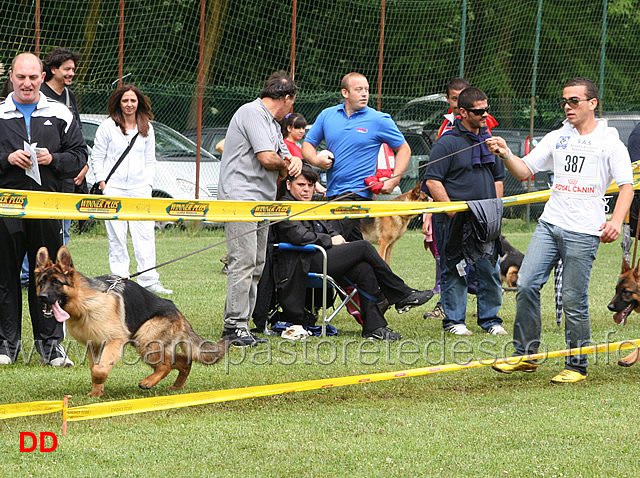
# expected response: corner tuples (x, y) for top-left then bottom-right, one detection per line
(552, 135), (602, 197)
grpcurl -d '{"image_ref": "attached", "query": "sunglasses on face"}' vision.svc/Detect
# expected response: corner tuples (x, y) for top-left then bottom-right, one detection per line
(560, 97), (594, 108)
(464, 106), (491, 116)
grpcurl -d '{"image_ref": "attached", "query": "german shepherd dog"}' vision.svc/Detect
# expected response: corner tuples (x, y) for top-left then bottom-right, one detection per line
(35, 246), (227, 397)
(499, 234), (524, 290)
(361, 184), (428, 264)
(607, 259), (640, 367)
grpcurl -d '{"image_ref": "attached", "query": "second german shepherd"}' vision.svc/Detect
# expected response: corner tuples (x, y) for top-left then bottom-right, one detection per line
(608, 259), (640, 366)
(35, 246), (227, 397)
(499, 234), (524, 290)
(361, 184), (428, 264)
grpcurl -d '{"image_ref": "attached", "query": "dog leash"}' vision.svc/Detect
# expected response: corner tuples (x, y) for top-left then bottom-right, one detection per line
(128, 140), (491, 279)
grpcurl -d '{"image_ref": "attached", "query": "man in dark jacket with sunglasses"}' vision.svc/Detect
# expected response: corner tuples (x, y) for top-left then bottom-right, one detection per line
(425, 86), (506, 337)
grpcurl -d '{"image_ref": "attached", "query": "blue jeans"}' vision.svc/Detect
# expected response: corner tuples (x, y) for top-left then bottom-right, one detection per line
(514, 221), (599, 375)
(20, 254), (29, 286)
(434, 215), (503, 330)
(63, 219), (71, 245)
(223, 222), (269, 330)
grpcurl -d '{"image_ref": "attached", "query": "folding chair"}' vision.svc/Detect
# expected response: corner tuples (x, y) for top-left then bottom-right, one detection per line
(274, 243), (360, 337)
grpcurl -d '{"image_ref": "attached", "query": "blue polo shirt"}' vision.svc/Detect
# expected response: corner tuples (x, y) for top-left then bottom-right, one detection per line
(305, 104), (406, 199)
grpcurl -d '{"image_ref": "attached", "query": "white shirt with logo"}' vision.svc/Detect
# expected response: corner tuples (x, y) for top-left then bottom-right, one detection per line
(522, 119), (633, 235)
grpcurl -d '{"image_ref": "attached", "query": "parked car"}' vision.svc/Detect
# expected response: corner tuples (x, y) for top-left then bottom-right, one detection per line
(81, 114), (221, 228)
(400, 130), (432, 191)
(600, 112), (640, 146)
(597, 113), (640, 212)
(393, 93), (448, 142)
(183, 127), (228, 157)
(490, 128), (553, 218)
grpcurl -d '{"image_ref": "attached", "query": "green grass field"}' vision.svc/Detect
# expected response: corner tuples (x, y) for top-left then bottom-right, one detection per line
(1, 220), (639, 477)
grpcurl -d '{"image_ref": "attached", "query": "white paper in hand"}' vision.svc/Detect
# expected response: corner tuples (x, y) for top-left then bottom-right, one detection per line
(24, 141), (41, 185)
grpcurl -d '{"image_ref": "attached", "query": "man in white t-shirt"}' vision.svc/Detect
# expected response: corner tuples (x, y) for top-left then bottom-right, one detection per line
(486, 77), (634, 383)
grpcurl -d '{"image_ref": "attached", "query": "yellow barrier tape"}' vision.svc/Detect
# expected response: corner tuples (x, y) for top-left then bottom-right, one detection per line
(1, 339), (639, 422)
(0, 400), (63, 420)
(2, 161), (639, 222)
(0, 188), (526, 222)
(63, 338), (640, 421)
(1, 178), (636, 223)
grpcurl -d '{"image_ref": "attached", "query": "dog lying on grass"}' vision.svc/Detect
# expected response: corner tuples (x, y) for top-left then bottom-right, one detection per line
(500, 234), (524, 290)
(35, 246), (227, 397)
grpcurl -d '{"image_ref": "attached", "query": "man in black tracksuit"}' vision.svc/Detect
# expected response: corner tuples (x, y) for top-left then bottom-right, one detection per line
(0, 53), (87, 366)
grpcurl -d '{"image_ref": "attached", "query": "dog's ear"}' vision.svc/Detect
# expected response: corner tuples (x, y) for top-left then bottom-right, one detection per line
(622, 259), (632, 274)
(410, 184), (423, 201)
(34, 247), (52, 273)
(55, 246), (75, 275)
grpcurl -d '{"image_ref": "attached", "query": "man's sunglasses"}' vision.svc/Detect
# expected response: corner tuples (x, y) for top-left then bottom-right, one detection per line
(560, 97), (594, 108)
(464, 106), (491, 116)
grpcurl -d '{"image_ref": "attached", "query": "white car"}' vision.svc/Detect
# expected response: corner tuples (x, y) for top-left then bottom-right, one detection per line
(81, 114), (221, 203)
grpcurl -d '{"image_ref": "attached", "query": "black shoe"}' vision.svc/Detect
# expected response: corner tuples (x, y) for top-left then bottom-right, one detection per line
(252, 333), (269, 344)
(362, 326), (402, 341)
(395, 289), (434, 313)
(222, 328), (268, 347)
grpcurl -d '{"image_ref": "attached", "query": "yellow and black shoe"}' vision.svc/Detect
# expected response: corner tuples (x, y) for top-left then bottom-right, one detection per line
(492, 360), (538, 374)
(550, 369), (586, 384)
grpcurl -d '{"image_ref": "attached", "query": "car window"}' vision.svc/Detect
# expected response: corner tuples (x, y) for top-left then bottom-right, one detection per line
(152, 122), (217, 162)
(82, 122), (99, 148)
(403, 133), (431, 155)
(503, 138), (522, 157)
(606, 119), (640, 146)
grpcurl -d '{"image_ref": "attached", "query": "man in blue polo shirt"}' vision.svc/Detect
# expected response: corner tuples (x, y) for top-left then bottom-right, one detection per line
(425, 86), (507, 337)
(302, 72), (411, 241)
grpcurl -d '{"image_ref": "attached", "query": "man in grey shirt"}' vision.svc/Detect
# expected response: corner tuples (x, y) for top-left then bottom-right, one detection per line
(217, 71), (302, 346)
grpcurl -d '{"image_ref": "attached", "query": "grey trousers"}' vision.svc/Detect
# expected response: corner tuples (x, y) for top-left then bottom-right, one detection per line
(223, 221), (269, 329)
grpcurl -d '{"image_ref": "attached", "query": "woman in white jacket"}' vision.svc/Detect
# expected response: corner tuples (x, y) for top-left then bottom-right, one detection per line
(91, 85), (171, 294)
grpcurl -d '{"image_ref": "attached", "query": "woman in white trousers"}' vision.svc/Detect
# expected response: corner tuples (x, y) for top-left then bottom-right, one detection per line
(91, 85), (171, 294)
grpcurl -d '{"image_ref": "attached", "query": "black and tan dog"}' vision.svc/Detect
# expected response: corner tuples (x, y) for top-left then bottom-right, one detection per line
(608, 259), (640, 366)
(361, 184), (428, 264)
(35, 246), (227, 397)
(499, 234), (524, 290)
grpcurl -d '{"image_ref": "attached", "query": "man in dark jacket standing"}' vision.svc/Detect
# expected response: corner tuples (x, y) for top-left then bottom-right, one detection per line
(41, 47), (88, 245)
(425, 87), (506, 337)
(0, 52), (88, 366)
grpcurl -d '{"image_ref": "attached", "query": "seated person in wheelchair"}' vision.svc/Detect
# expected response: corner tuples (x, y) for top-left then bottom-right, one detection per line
(272, 165), (434, 341)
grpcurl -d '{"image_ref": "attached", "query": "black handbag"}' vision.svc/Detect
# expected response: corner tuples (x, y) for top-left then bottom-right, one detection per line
(89, 132), (140, 194)
(89, 182), (102, 195)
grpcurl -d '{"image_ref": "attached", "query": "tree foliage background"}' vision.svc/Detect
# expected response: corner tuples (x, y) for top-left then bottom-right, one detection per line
(1, 0), (639, 134)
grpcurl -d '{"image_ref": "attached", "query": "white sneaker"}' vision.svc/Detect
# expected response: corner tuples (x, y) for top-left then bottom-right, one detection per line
(47, 356), (75, 367)
(486, 324), (508, 336)
(0, 354), (13, 365)
(445, 324), (473, 336)
(146, 282), (173, 294)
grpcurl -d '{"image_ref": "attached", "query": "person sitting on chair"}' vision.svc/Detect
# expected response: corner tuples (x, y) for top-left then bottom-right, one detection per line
(272, 165), (434, 341)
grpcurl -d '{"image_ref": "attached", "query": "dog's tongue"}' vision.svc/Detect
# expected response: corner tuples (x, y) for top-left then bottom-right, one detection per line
(613, 312), (623, 325)
(52, 301), (70, 323)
